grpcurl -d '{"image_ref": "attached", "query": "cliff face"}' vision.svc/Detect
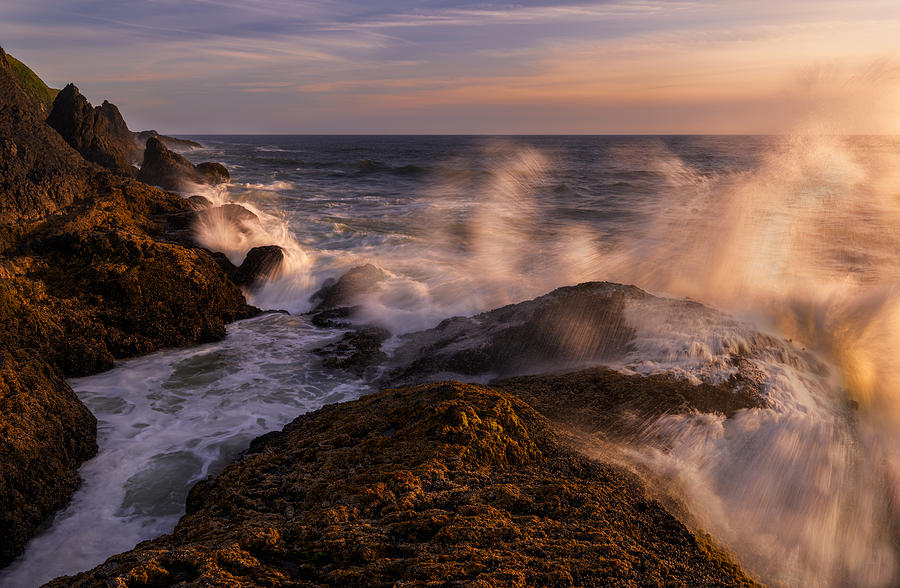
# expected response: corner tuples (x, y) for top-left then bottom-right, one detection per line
(0, 48), (95, 227)
(45, 83), (140, 175)
(48, 380), (756, 587)
(0, 46), (257, 567)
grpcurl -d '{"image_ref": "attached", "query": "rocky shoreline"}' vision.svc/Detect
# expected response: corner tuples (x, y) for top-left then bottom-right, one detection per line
(1, 47), (760, 585)
(0, 46), (256, 566)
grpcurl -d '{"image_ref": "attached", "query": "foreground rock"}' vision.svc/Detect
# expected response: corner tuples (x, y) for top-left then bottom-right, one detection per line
(46, 83), (139, 175)
(49, 381), (757, 587)
(0, 46), (257, 565)
(0, 356), (97, 566)
(138, 137), (229, 191)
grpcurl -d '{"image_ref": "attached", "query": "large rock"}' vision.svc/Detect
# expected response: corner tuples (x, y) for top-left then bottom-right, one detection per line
(0, 355), (97, 566)
(232, 245), (284, 288)
(0, 48), (94, 229)
(385, 281), (643, 384)
(45, 83), (139, 175)
(0, 46), (259, 565)
(138, 137), (229, 192)
(48, 381), (756, 587)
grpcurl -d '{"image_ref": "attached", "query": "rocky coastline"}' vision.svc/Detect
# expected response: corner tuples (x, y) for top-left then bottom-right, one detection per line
(0, 47), (759, 586)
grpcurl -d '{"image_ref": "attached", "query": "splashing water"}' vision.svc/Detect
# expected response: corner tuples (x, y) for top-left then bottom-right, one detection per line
(186, 181), (318, 310)
(596, 134), (900, 586)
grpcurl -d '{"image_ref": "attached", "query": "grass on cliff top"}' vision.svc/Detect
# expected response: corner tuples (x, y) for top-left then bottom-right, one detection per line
(7, 54), (58, 113)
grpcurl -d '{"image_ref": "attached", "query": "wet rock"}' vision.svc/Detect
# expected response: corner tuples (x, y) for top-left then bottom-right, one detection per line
(49, 381), (756, 587)
(313, 326), (390, 376)
(46, 83), (139, 175)
(195, 162), (229, 185)
(233, 245), (284, 288)
(137, 137), (229, 192)
(385, 281), (644, 384)
(493, 367), (766, 442)
(0, 356), (97, 567)
(0, 46), (259, 564)
(309, 264), (389, 312)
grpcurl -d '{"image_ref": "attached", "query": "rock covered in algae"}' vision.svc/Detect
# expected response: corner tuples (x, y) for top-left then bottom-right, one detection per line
(48, 381), (758, 587)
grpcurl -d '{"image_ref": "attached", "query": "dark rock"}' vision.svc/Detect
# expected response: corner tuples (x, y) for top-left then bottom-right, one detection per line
(137, 137), (229, 192)
(312, 326), (390, 376)
(48, 381), (756, 586)
(134, 130), (202, 152)
(0, 48), (94, 228)
(309, 264), (389, 312)
(46, 83), (139, 174)
(493, 367), (766, 442)
(0, 356), (97, 567)
(137, 137), (200, 191)
(233, 245), (284, 288)
(187, 195), (212, 209)
(385, 281), (643, 384)
(195, 162), (229, 185)
(0, 46), (259, 564)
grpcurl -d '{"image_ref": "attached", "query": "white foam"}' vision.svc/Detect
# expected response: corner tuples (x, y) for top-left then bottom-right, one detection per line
(0, 314), (368, 587)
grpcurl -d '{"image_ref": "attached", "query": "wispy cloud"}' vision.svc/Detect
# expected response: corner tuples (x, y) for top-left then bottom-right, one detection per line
(1, 0), (899, 132)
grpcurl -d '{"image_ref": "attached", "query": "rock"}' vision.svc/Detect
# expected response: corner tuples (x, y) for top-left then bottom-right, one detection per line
(0, 355), (97, 567)
(0, 48), (94, 228)
(307, 264), (390, 327)
(312, 326), (390, 376)
(137, 137), (201, 191)
(45, 83), (139, 175)
(0, 46), (260, 564)
(137, 137), (229, 192)
(195, 161), (229, 185)
(233, 245), (284, 288)
(385, 281), (643, 384)
(48, 381), (756, 586)
(134, 130), (202, 152)
(493, 367), (766, 441)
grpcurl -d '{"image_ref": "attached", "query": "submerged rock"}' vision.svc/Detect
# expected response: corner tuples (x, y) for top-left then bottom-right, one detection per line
(48, 381), (757, 587)
(138, 137), (229, 192)
(46, 83), (139, 175)
(313, 326), (391, 377)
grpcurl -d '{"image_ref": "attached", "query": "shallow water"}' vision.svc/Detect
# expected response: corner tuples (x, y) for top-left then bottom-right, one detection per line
(4, 135), (900, 587)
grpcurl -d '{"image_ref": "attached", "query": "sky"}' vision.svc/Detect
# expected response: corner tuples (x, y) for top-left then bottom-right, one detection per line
(1, 0), (899, 134)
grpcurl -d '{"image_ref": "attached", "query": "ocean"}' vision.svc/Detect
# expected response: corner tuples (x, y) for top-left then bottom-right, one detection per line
(3, 134), (900, 587)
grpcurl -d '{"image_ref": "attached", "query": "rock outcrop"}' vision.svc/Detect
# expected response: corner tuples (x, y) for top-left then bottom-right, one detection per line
(48, 381), (757, 587)
(385, 281), (643, 384)
(0, 46), (258, 566)
(0, 355), (97, 566)
(138, 137), (229, 191)
(0, 48), (94, 228)
(134, 130), (201, 152)
(45, 83), (139, 175)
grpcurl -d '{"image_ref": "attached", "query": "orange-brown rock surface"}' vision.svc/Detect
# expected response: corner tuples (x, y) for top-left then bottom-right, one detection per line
(0, 46), (257, 566)
(49, 380), (757, 587)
